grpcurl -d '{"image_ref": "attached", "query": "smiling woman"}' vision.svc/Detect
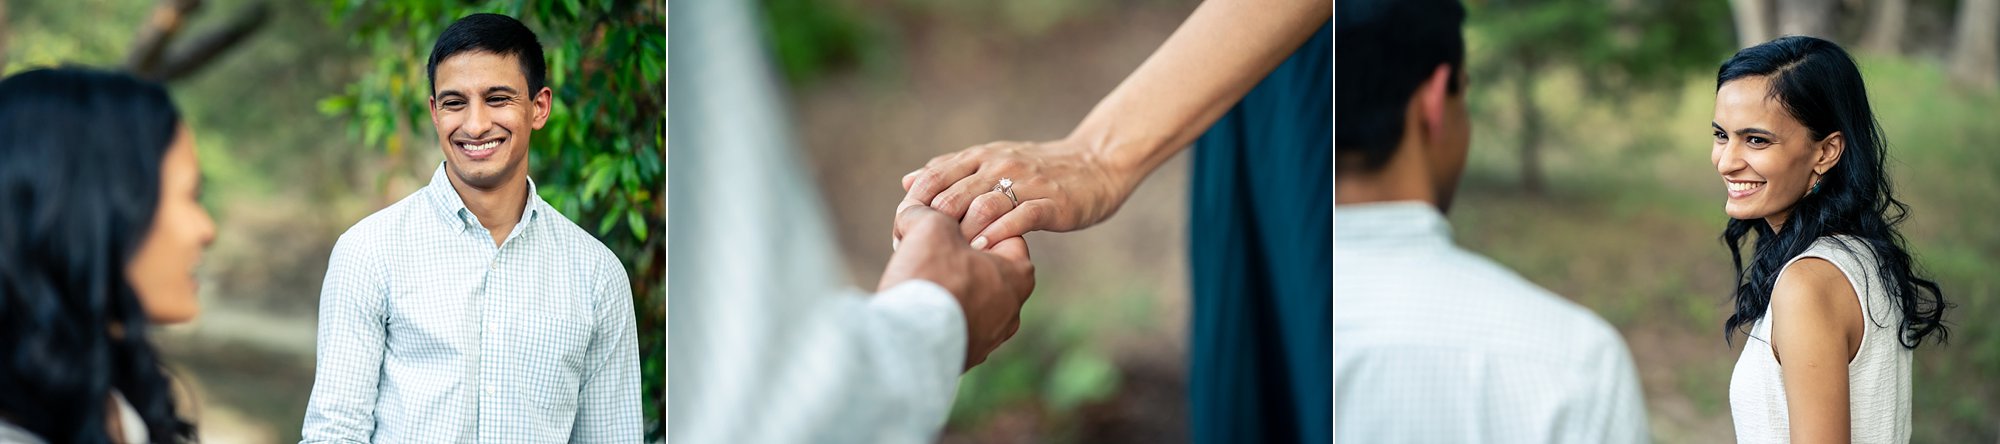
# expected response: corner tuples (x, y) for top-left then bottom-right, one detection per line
(1708, 35), (1951, 444)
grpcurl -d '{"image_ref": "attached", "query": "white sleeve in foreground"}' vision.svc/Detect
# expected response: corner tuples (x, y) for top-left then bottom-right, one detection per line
(861, 279), (970, 433)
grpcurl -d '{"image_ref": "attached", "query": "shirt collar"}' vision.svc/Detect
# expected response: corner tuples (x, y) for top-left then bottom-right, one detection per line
(1335, 200), (1454, 250)
(424, 162), (543, 233)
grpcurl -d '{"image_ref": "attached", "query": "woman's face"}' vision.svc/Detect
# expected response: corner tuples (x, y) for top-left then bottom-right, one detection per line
(1710, 75), (1841, 229)
(125, 125), (215, 324)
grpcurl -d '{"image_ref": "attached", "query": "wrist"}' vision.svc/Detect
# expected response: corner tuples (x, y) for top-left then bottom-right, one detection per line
(1058, 135), (1147, 199)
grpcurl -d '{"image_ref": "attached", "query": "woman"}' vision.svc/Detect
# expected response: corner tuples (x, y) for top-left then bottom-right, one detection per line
(1711, 36), (1950, 443)
(0, 67), (215, 443)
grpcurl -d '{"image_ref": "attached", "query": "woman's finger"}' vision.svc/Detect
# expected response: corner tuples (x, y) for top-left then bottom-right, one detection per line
(929, 169), (998, 221)
(974, 200), (1057, 250)
(903, 153), (982, 210)
(960, 191), (1017, 246)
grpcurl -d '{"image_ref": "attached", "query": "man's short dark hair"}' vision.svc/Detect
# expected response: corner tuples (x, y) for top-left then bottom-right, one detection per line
(1336, 0), (1465, 171)
(427, 13), (548, 96)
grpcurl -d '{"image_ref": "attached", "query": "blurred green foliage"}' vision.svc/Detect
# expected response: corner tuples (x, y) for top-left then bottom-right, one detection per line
(1466, 0), (1734, 191)
(312, 0), (665, 440)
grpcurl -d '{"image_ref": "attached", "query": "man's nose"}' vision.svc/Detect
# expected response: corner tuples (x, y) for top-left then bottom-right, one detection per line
(461, 103), (494, 137)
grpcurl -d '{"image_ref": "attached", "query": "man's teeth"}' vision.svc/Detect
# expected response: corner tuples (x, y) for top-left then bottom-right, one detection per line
(461, 141), (499, 151)
(1728, 181), (1765, 192)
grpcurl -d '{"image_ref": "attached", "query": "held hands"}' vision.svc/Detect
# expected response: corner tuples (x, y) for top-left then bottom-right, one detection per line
(895, 138), (1138, 250)
(879, 205), (1036, 371)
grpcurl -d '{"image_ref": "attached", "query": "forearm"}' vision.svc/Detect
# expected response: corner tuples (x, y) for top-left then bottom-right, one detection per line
(1068, 0), (1329, 185)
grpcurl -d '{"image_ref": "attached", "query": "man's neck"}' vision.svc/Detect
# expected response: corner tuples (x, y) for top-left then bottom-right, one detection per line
(1335, 154), (1438, 208)
(447, 172), (529, 247)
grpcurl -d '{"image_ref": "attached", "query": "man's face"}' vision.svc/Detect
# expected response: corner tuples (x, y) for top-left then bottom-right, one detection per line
(429, 51), (549, 190)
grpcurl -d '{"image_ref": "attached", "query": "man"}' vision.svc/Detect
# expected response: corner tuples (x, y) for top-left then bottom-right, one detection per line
(1333, 1), (1649, 442)
(665, 1), (1037, 442)
(302, 14), (640, 442)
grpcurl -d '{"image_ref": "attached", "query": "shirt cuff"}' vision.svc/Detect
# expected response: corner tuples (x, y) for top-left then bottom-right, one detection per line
(868, 279), (968, 429)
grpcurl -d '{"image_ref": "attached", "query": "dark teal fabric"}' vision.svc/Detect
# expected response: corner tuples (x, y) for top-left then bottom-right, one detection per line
(1186, 20), (1331, 444)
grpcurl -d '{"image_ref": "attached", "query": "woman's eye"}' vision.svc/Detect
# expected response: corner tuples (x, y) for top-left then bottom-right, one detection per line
(1713, 131), (1727, 142)
(1747, 136), (1771, 147)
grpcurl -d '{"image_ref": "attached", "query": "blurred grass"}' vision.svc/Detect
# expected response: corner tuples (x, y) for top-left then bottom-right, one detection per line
(1458, 46), (2000, 441)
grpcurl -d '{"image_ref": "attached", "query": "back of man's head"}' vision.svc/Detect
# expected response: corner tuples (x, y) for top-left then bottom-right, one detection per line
(1336, 0), (1465, 173)
(428, 13), (548, 95)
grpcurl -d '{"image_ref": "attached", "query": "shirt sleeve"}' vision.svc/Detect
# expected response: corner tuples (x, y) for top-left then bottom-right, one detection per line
(300, 233), (391, 443)
(1583, 334), (1651, 444)
(570, 257), (643, 443)
(856, 279), (970, 432)
(667, 279), (968, 444)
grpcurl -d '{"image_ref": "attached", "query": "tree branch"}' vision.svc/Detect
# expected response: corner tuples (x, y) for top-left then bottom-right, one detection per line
(153, 2), (270, 82)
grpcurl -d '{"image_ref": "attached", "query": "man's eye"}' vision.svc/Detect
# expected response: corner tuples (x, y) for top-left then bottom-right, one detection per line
(487, 96), (511, 104)
(442, 100), (465, 107)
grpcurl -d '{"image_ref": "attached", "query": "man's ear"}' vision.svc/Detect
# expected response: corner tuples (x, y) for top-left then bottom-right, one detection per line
(1418, 65), (1454, 144)
(1815, 131), (1845, 175)
(530, 86), (552, 130)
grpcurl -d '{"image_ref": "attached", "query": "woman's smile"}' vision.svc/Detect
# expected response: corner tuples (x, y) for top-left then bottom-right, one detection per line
(1727, 179), (1767, 199)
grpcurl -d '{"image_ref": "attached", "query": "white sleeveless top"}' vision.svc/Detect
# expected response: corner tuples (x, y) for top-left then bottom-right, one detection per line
(1728, 235), (1912, 443)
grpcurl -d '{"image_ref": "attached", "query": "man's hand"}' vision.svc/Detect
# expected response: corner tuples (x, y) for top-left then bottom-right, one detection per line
(880, 205), (1036, 371)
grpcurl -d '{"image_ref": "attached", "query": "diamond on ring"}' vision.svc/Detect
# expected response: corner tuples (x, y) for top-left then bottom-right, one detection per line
(994, 178), (1018, 205)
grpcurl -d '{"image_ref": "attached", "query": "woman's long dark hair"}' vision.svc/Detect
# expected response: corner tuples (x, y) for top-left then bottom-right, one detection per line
(1717, 36), (1950, 349)
(0, 68), (196, 443)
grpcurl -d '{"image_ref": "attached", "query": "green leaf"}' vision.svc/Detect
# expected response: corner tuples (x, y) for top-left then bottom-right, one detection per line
(626, 207), (647, 242)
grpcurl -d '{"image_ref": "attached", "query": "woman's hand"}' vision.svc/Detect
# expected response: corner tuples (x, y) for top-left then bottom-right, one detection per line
(894, 138), (1141, 249)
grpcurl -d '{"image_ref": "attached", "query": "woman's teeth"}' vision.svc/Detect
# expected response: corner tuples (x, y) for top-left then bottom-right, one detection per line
(1728, 181), (1765, 192)
(461, 141), (499, 151)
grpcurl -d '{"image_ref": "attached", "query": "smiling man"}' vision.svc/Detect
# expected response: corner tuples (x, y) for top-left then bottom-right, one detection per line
(301, 13), (640, 443)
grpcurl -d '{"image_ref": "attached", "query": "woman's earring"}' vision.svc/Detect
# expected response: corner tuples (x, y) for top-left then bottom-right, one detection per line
(1805, 173), (1822, 197)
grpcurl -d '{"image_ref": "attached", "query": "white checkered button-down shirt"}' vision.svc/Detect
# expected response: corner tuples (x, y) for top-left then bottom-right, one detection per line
(302, 164), (641, 443)
(1334, 201), (1649, 443)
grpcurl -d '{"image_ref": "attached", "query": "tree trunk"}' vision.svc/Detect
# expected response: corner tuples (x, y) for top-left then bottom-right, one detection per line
(1860, 0), (1908, 55)
(1515, 73), (1545, 195)
(1949, 0), (2000, 92)
(1775, 0), (1836, 40)
(1730, 0), (1773, 48)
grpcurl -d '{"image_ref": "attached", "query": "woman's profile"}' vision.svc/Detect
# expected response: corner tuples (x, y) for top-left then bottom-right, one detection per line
(0, 67), (216, 443)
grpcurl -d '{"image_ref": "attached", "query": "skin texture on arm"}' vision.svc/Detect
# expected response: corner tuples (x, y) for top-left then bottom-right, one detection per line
(897, 0), (1330, 248)
(1769, 257), (1864, 444)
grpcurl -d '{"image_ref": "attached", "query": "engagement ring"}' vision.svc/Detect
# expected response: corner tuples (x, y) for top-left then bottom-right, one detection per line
(994, 178), (1018, 206)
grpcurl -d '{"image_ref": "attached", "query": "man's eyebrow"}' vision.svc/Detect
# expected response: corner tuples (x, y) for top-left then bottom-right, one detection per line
(436, 89), (466, 98)
(484, 86), (519, 96)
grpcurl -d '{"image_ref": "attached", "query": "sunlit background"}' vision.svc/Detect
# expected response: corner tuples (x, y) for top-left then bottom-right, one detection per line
(2, 0), (663, 442)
